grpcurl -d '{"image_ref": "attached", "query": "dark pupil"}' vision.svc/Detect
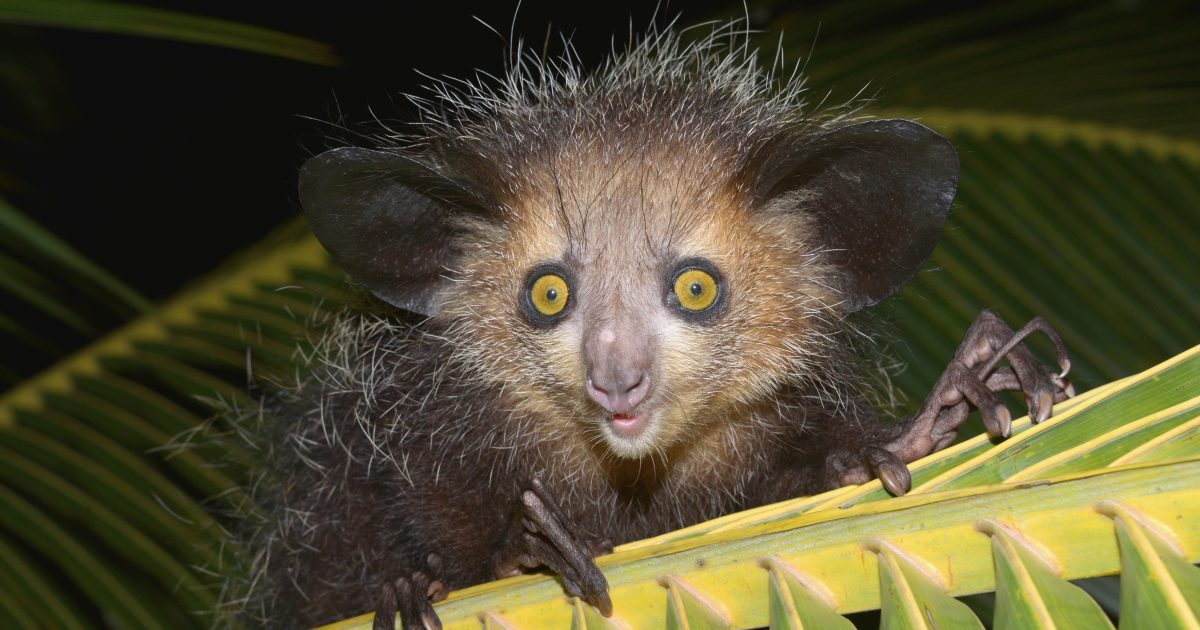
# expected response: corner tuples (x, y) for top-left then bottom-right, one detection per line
(545, 288), (558, 302)
(689, 282), (703, 297)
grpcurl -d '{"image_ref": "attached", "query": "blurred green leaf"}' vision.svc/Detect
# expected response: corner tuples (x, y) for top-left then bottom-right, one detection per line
(0, 198), (151, 313)
(765, 0), (1200, 410)
(0, 225), (339, 628)
(0, 0), (338, 65)
(0, 198), (154, 385)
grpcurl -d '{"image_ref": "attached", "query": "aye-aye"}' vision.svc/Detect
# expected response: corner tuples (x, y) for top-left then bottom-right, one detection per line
(235, 22), (1073, 630)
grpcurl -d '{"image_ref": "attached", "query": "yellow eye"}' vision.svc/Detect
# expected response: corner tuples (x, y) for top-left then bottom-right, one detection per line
(529, 274), (569, 316)
(673, 268), (718, 312)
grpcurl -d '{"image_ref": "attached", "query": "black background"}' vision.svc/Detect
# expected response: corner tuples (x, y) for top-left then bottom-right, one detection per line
(14, 1), (743, 301)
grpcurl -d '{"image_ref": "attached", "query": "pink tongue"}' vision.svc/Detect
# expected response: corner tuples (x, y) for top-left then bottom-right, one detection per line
(609, 413), (647, 438)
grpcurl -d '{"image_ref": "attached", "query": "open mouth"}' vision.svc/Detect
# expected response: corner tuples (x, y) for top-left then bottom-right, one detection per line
(608, 411), (651, 440)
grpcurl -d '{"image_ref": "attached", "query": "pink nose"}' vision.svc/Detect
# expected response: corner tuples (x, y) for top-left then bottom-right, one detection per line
(587, 371), (650, 414)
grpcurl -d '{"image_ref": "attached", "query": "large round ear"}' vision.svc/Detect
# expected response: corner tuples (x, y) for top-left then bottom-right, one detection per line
(299, 147), (474, 316)
(757, 119), (959, 312)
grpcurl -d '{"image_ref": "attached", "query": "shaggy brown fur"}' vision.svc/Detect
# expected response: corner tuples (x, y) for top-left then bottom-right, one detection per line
(224, 21), (958, 628)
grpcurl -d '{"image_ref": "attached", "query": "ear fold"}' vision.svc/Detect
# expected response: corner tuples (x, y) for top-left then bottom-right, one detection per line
(299, 147), (473, 316)
(758, 119), (959, 312)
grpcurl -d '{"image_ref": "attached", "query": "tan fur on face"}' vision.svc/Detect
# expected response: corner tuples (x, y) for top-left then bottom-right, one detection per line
(437, 124), (842, 465)
(410, 21), (863, 481)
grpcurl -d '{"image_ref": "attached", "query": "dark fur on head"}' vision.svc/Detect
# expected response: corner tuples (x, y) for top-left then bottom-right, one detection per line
(223, 19), (956, 627)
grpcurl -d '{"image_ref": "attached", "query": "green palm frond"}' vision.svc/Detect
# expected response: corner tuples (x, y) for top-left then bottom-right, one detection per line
(329, 348), (1198, 629)
(0, 0), (337, 65)
(887, 121), (1200, 398)
(0, 223), (341, 629)
(763, 0), (1200, 419)
(0, 0), (340, 385)
(794, 3), (1199, 136)
(0, 199), (154, 384)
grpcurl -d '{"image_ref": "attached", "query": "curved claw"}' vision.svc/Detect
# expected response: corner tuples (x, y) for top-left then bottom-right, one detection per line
(375, 567), (442, 630)
(1054, 374), (1076, 399)
(882, 311), (1074, 473)
(425, 554), (449, 602)
(829, 446), (913, 496)
(864, 446), (911, 496)
(494, 478), (613, 616)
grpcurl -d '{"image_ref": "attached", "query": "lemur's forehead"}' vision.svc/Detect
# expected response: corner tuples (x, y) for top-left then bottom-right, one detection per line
(501, 142), (748, 271)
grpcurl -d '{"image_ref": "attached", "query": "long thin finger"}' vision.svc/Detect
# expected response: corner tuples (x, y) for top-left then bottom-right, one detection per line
(979, 316), (1070, 378)
(375, 582), (399, 630)
(397, 574), (441, 630)
(519, 491), (611, 615)
(523, 532), (612, 615)
(951, 364), (1011, 437)
(985, 367), (1020, 391)
(1003, 344), (1058, 423)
